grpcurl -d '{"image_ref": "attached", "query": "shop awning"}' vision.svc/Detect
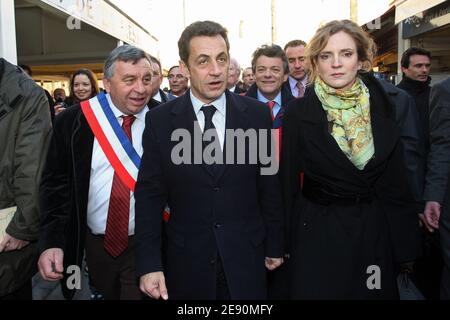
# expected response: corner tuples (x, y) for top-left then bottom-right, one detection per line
(394, 0), (447, 24)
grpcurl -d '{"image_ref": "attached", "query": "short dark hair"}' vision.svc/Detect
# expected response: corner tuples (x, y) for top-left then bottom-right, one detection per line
(401, 47), (431, 69)
(178, 20), (229, 65)
(251, 44), (289, 75)
(69, 69), (99, 103)
(284, 39), (307, 51)
(19, 64), (32, 76)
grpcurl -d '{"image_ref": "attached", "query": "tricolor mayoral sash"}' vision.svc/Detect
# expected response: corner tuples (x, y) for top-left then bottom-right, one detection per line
(81, 91), (140, 192)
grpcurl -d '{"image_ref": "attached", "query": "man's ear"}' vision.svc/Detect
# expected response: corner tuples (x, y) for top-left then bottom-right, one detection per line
(103, 78), (111, 93)
(179, 60), (190, 78)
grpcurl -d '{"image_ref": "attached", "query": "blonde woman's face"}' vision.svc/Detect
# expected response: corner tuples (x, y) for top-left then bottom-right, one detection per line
(316, 31), (362, 90)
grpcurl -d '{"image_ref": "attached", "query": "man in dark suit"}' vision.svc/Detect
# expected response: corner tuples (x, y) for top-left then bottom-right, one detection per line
(397, 48), (440, 300)
(244, 44), (293, 299)
(283, 40), (308, 98)
(37, 45), (153, 300)
(135, 20), (284, 300)
(245, 44), (294, 130)
(149, 56), (170, 104)
(423, 76), (450, 299)
(397, 47), (432, 150)
(227, 57), (246, 94)
(167, 65), (189, 99)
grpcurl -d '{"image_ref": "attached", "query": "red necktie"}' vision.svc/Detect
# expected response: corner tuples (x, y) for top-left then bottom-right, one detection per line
(296, 81), (304, 98)
(104, 115), (136, 257)
(266, 100), (276, 120)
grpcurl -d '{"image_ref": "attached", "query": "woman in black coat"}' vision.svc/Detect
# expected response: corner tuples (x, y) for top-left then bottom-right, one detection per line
(281, 20), (422, 299)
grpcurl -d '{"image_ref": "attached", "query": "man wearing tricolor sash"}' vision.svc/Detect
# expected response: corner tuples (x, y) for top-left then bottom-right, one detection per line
(37, 45), (153, 300)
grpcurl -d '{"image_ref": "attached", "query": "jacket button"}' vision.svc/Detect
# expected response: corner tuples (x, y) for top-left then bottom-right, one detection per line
(215, 222), (222, 228)
(213, 187), (220, 192)
(303, 222), (307, 227)
(210, 259), (216, 265)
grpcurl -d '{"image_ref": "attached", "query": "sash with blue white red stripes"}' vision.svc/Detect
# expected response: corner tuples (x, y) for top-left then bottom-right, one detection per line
(81, 91), (140, 192)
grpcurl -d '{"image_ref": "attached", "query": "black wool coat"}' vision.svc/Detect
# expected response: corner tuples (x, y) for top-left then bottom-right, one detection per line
(281, 74), (422, 299)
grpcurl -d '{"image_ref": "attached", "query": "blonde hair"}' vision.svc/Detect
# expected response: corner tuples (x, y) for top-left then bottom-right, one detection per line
(306, 20), (377, 84)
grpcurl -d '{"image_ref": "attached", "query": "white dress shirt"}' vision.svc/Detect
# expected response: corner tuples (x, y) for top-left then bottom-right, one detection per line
(87, 94), (149, 235)
(190, 91), (226, 150)
(153, 90), (162, 102)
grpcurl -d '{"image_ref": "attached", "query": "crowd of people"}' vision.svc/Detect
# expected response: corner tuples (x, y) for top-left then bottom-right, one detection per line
(0, 18), (449, 300)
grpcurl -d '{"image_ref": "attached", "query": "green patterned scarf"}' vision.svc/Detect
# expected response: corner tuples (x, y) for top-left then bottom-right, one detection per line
(314, 77), (374, 170)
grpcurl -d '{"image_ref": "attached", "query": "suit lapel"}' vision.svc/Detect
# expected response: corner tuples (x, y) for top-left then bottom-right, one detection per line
(72, 110), (95, 217)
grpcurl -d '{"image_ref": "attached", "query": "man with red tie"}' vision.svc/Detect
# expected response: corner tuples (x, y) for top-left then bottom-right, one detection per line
(243, 44), (293, 299)
(245, 44), (294, 130)
(283, 40), (309, 98)
(37, 45), (153, 300)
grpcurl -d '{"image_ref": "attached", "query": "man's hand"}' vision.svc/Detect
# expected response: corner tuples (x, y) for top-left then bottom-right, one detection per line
(424, 201), (441, 230)
(0, 233), (30, 253)
(418, 213), (435, 232)
(38, 248), (64, 281)
(54, 103), (66, 115)
(265, 257), (284, 271)
(139, 271), (168, 300)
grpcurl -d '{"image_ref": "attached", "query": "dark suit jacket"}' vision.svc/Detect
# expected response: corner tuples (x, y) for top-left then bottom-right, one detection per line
(134, 89), (284, 299)
(423, 77), (450, 205)
(38, 100), (155, 299)
(423, 77), (450, 299)
(397, 76), (431, 150)
(245, 83), (295, 129)
(167, 91), (179, 101)
(379, 79), (425, 207)
(246, 83), (295, 109)
(232, 85), (246, 94)
(157, 89), (170, 104)
(38, 105), (94, 299)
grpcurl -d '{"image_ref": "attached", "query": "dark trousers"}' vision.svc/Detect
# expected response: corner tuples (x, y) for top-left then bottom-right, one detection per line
(0, 280), (32, 300)
(267, 258), (290, 299)
(216, 254), (230, 300)
(440, 206), (450, 300)
(84, 231), (143, 300)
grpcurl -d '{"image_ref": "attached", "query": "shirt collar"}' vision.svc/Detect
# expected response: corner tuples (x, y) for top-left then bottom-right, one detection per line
(190, 90), (226, 117)
(257, 89), (282, 106)
(105, 93), (149, 122)
(289, 75), (308, 90)
(153, 91), (162, 102)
